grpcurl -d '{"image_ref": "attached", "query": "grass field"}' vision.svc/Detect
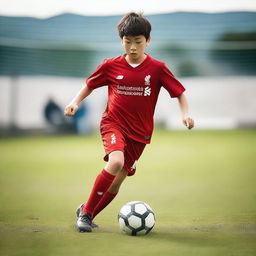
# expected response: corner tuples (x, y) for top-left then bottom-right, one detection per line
(0, 129), (256, 256)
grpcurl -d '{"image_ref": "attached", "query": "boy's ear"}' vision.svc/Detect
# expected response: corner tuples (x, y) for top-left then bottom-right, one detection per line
(146, 37), (151, 46)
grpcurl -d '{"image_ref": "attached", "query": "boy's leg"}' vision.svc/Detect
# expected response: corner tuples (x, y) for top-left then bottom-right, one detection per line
(77, 128), (126, 232)
(92, 168), (128, 218)
(91, 138), (146, 219)
(82, 151), (124, 216)
(77, 151), (124, 232)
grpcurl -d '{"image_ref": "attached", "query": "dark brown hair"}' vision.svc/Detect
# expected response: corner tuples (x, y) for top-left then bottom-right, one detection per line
(117, 12), (151, 40)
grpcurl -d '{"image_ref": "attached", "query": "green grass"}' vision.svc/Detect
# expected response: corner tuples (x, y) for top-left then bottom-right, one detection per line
(0, 129), (256, 256)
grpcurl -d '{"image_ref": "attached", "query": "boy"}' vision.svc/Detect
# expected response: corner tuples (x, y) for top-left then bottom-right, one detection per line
(64, 12), (194, 232)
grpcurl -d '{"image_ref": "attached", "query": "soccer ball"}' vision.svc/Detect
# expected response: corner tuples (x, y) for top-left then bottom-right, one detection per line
(118, 201), (155, 236)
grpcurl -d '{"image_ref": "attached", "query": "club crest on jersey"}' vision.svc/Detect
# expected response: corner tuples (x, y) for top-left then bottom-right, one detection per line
(144, 75), (151, 86)
(110, 133), (116, 144)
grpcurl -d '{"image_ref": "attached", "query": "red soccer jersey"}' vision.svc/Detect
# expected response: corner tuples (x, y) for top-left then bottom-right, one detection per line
(86, 54), (185, 144)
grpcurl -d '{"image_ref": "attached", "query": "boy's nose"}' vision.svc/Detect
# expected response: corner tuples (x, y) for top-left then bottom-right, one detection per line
(131, 44), (136, 50)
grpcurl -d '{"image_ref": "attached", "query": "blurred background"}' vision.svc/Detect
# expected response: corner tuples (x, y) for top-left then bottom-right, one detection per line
(0, 0), (256, 136)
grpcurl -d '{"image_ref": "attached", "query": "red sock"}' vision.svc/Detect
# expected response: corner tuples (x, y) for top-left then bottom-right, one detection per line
(92, 191), (117, 218)
(82, 169), (115, 216)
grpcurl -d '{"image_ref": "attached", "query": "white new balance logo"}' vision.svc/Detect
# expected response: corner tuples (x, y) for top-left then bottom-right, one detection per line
(144, 87), (151, 96)
(116, 75), (124, 80)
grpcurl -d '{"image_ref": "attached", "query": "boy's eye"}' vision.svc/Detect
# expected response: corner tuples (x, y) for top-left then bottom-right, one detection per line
(136, 41), (142, 44)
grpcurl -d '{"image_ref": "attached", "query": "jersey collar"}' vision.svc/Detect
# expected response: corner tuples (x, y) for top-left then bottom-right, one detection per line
(122, 54), (151, 70)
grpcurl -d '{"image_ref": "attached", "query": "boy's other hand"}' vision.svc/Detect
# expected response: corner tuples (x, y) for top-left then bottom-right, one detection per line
(183, 116), (194, 130)
(64, 104), (78, 116)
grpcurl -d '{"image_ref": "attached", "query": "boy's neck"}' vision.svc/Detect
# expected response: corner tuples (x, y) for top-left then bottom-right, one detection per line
(125, 53), (147, 64)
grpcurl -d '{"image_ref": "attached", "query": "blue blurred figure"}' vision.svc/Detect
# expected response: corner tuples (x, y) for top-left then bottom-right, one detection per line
(44, 97), (66, 133)
(73, 102), (91, 135)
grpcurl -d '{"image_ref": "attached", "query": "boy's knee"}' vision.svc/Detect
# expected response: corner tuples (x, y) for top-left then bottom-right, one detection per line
(105, 151), (124, 175)
(108, 158), (124, 173)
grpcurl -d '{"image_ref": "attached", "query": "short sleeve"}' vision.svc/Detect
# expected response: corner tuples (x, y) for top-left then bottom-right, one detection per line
(86, 59), (109, 90)
(160, 63), (185, 97)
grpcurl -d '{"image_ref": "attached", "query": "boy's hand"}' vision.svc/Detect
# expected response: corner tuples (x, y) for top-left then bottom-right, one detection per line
(183, 116), (194, 130)
(64, 104), (79, 116)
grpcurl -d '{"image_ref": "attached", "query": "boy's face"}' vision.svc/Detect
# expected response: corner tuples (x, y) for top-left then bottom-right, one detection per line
(122, 35), (150, 63)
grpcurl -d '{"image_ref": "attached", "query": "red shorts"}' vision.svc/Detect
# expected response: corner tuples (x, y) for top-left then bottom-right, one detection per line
(101, 128), (146, 176)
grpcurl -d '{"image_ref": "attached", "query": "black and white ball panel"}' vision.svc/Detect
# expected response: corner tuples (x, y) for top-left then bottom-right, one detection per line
(118, 201), (155, 236)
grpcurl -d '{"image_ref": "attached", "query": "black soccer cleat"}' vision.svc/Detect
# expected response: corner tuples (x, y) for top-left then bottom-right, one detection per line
(76, 204), (99, 228)
(76, 213), (93, 232)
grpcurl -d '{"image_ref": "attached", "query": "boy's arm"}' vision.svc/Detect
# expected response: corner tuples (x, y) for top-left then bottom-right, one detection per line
(177, 93), (194, 129)
(64, 85), (92, 116)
